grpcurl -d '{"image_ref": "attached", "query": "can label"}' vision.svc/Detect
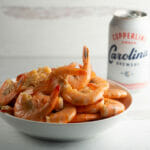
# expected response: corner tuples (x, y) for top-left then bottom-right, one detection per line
(108, 30), (150, 89)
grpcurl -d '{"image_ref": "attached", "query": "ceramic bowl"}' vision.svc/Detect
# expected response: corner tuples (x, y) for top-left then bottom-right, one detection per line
(0, 80), (132, 140)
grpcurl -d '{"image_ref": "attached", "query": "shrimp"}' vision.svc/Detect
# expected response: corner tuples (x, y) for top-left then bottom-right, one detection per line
(55, 96), (64, 111)
(67, 62), (78, 68)
(52, 64), (86, 78)
(0, 79), (17, 106)
(100, 98), (125, 118)
(77, 99), (104, 114)
(16, 66), (52, 90)
(14, 85), (60, 121)
(104, 89), (127, 99)
(46, 106), (76, 123)
(91, 71), (97, 78)
(33, 64), (87, 94)
(67, 46), (91, 90)
(62, 80), (104, 106)
(79, 64), (96, 79)
(70, 113), (101, 123)
(0, 105), (14, 115)
(88, 76), (109, 91)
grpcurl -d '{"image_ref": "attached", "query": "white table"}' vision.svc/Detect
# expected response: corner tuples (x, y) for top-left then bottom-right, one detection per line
(0, 57), (150, 150)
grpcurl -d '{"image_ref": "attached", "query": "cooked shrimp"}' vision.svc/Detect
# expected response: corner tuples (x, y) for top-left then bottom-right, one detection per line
(77, 99), (104, 114)
(88, 76), (109, 91)
(46, 106), (76, 123)
(52, 64), (86, 78)
(67, 46), (91, 90)
(70, 113), (101, 123)
(91, 71), (96, 78)
(68, 62), (78, 68)
(0, 79), (17, 106)
(0, 105), (14, 115)
(62, 80), (104, 106)
(33, 64), (87, 94)
(79, 64), (96, 79)
(16, 66), (52, 91)
(100, 98), (125, 118)
(50, 64), (86, 90)
(14, 86), (60, 121)
(55, 96), (64, 111)
(104, 89), (127, 99)
(0, 45), (129, 124)
(22, 87), (34, 95)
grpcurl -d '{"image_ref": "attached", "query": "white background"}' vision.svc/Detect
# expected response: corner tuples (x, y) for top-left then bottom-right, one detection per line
(0, 0), (150, 58)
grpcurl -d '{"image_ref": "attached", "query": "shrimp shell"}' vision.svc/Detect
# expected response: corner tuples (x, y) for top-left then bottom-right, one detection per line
(46, 106), (76, 123)
(70, 113), (101, 123)
(0, 79), (17, 106)
(62, 80), (104, 106)
(100, 98), (125, 118)
(14, 86), (60, 121)
(55, 96), (64, 111)
(104, 89), (127, 99)
(67, 46), (91, 90)
(76, 99), (104, 114)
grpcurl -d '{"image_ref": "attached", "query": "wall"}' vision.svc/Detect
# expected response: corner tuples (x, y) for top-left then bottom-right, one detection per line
(0, 0), (150, 58)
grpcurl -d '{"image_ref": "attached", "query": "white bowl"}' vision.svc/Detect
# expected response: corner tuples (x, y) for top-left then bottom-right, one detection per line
(0, 80), (132, 141)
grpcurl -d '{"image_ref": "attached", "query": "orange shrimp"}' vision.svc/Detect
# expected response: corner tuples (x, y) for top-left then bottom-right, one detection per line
(91, 71), (97, 78)
(62, 80), (104, 106)
(14, 85), (60, 121)
(52, 64), (86, 78)
(0, 79), (17, 106)
(76, 99), (104, 114)
(50, 64), (86, 90)
(67, 46), (91, 90)
(100, 98), (125, 118)
(70, 113), (101, 123)
(55, 96), (64, 111)
(17, 67), (51, 86)
(67, 62), (78, 68)
(33, 64), (87, 94)
(0, 105), (14, 115)
(88, 76), (109, 91)
(46, 106), (76, 123)
(103, 89), (127, 99)
(78, 64), (96, 79)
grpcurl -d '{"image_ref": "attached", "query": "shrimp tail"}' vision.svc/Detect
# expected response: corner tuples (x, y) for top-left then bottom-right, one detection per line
(83, 46), (89, 62)
(40, 85), (60, 116)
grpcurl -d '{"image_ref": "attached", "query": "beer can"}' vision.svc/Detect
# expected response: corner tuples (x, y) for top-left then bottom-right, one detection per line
(107, 9), (150, 91)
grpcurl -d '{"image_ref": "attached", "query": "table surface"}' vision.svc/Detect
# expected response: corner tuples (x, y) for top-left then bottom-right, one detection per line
(0, 57), (150, 150)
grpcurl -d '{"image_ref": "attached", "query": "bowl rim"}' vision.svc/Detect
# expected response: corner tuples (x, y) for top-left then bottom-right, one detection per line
(0, 79), (132, 126)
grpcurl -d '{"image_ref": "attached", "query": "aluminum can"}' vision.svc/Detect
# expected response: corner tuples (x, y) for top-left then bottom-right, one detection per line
(107, 9), (150, 91)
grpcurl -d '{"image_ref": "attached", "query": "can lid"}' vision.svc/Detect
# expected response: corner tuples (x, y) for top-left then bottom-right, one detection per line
(114, 9), (147, 19)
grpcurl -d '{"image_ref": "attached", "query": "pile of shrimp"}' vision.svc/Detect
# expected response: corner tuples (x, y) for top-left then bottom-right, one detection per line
(0, 46), (128, 123)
